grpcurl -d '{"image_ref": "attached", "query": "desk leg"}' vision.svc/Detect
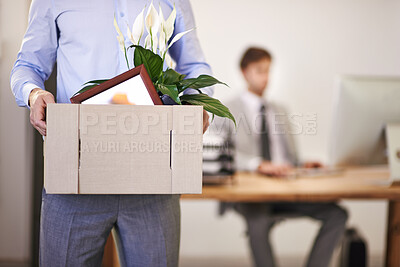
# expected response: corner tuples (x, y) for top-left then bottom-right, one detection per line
(386, 201), (400, 267)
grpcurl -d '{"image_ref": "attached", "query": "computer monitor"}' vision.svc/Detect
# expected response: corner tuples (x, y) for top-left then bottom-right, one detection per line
(329, 75), (400, 166)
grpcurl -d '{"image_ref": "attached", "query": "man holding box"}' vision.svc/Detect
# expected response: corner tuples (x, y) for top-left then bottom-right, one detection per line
(10, 0), (211, 266)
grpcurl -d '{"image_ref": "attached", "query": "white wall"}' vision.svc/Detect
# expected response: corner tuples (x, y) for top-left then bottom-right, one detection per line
(0, 0), (32, 263)
(181, 0), (400, 264)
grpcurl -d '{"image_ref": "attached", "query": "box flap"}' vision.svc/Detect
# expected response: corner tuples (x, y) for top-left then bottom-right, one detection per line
(44, 104), (79, 193)
(171, 106), (203, 194)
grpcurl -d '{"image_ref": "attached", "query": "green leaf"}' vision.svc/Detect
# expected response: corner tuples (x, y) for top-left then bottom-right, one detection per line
(162, 69), (186, 85)
(176, 83), (184, 94)
(180, 93), (236, 126)
(179, 75), (228, 92)
(72, 84), (98, 97)
(83, 79), (109, 86)
(72, 79), (109, 97)
(131, 45), (163, 82)
(156, 84), (181, 105)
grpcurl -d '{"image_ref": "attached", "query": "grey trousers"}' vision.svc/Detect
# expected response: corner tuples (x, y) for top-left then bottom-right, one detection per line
(40, 189), (181, 267)
(235, 202), (348, 267)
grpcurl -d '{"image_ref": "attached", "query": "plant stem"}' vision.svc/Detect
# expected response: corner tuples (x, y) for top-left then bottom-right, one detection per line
(124, 45), (130, 69)
(150, 30), (153, 52)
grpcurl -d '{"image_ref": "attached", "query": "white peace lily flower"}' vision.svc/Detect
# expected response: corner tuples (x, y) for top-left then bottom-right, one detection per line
(117, 35), (126, 52)
(159, 5), (176, 55)
(165, 52), (175, 69)
(144, 34), (157, 53)
(126, 25), (134, 44)
(145, 2), (160, 50)
(151, 35), (158, 53)
(159, 30), (166, 55)
(159, 5), (165, 23)
(164, 5), (176, 41)
(128, 7), (145, 45)
(113, 17), (125, 52)
(110, 5), (233, 125)
(144, 34), (151, 50)
(168, 29), (194, 49)
(158, 5), (167, 54)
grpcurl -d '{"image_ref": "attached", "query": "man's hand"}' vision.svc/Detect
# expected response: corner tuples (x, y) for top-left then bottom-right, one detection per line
(203, 109), (210, 134)
(303, 161), (323, 169)
(257, 161), (292, 177)
(29, 88), (55, 136)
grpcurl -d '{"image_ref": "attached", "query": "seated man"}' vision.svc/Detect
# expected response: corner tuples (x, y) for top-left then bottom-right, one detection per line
(215, 47), (348, 267)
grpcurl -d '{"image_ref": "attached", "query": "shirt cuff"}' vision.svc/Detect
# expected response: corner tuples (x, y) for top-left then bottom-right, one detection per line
(248, 157), (263, 172)
(22, 83), (42, 108)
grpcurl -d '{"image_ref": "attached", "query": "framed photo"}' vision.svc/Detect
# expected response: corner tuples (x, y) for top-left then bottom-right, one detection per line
(70, 65), (163, 105)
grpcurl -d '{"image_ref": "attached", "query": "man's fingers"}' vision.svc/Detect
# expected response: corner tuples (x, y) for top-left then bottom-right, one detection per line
(36, 127), (46, 136)
(30, 101), (48, 136)
(30, 113), (46, 135)
(203, 110), (210, 133)
(278, 165), (291, 177)
(31, 111), (47, 136)
(261, 165), (290, 177)
(36, 120), (47, 134)
(28, 89), (55, 136)
(203, 120), (210, 133)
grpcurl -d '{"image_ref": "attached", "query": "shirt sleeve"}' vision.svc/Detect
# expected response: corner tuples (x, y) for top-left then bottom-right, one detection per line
(235, 152), (263, 172)
(10, 0), (58, 108)
(169, 0), (214, 97)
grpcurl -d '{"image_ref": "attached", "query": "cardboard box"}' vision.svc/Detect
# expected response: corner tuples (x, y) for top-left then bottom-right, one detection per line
(44, 104), (203, 194)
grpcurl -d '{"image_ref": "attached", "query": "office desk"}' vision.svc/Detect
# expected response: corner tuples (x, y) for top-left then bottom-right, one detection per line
(103, 166), (400, 267)
(183, 166), (400, 267)
(185, 166), (398, 202)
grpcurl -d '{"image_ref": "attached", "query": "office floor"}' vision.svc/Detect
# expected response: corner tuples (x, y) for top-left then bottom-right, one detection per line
(179, 254), (384, 267)
(0, 254), (383, 267)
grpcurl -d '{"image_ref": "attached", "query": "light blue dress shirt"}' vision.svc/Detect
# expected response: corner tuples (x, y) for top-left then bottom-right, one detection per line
(10, 0), (213, 107)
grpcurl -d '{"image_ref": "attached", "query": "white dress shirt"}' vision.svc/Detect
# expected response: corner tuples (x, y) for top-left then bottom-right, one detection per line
(11, 0), (213, 108)
(239, 90), (291, 170)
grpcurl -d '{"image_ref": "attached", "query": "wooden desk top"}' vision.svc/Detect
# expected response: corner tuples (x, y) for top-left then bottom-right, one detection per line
(183, 166), (400, 202)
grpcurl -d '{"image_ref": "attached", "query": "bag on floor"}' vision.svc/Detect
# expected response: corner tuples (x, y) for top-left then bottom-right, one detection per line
(339, 227), (368, 267)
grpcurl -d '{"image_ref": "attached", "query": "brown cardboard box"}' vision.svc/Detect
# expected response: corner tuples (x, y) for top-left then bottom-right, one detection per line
(44, 104), (203, 194)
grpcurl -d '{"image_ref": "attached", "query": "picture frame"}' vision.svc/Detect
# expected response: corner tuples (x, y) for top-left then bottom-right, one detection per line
(70, 64), (163, 105)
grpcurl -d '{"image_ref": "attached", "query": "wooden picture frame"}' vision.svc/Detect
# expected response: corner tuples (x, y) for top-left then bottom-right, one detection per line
(70, 64), (163, 105)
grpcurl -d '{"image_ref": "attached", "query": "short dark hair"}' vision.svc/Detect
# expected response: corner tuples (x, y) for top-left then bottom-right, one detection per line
(240, 47), (272, 70)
